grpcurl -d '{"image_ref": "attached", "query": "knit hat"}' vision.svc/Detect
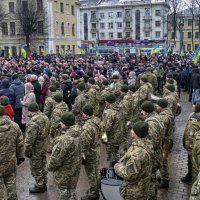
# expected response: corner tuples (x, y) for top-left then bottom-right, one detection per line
(77, 82), (86, 91)
(129, 85), (138, 92)
(82, 105), (93, 116)
(49, 85), (57, 92)
(167, 78), (174, 84)
(195, 103), (200, 113)
(166, 84), (175, 92)
(112, 74), (119, 80)
(120, 85), (128, 93)
(141, 101), (155, 113)
(102, 80), (109, 86)
(61, 112), (75, 126)
(132, 121), (149, 138)
(157, 99), (168, 108)
(28, 103), (39, 112)
(140, 75), (148, 83)
(88, 77), (95, 85)
(105, 93), (116, 104)
(0, 106), (5, 116)
(0, 96), (9, 105)
(53, 93), (63, 103)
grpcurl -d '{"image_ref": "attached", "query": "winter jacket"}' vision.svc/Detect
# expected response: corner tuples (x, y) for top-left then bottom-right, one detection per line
(31, 80), (41, 105)
(40, 77), (50, 105)
(192, 72), (200, 90)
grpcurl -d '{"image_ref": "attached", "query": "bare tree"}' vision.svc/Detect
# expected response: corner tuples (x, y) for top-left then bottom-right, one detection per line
(194, 0), (200, 44)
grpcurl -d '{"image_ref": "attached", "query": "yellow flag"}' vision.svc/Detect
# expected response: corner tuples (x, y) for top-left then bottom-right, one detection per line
(138, 48), (141, 57)
(21, 48), (27, 58)
(61, 48), (64, 55)
(8, 49), (12, 58)
(41, 48), (45, 56)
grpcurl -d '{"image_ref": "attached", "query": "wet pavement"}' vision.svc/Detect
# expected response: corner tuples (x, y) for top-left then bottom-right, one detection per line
(16, 92), (192, 200)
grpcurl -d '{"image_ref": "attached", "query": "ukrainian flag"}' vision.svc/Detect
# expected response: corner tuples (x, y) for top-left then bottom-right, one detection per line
(138, 48), (141, 57)
(8, 49), (12, 58)
(123, 48), (127, 55)
(21, 48), (27, 59)
(193, 45), (200, 64)
(41, 48), (45, 56)
(151, 45), (160, 55)
(96, 46), (100, 56)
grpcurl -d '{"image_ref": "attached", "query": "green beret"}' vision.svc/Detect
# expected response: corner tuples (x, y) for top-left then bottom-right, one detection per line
(54, 82), (60, 89)
(167, 78), (174, 84)
(53, 93), (63, 103)
(88, 77), (95, 85)
(166, 84), (175, 92)
(0, 106), (5, 116)
(61, 112), (75, 126)
(157, 99), (168, 108)
(77, 82), (86, 91)
(141, 101), (154, 113)
(28, 103), (39, 112)
(112, 74), (119, 80)
(140, 75), (148, 83)
(132, 121), (149, 138)
(195, 103), (200, 113)
(49, 85), (57, 92)
(129, 85), (138, 92)
(166, 73), (173, 79)
(105, 93), (116, 104)
(82, 104), (93, 116)
(120, 85), (128, 93)
(1, 96), (9, 105)
(102, 80), (109, 86)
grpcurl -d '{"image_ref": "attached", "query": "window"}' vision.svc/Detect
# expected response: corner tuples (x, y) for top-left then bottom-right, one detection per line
(100, 33), (105, 38)
(117, 12), (122, 18)
(10, 22), (15, 35)
(155, 10), (161, 16)
(109, 32), (113, 39)
(117, 22), (122, 28)
(155, 21), (161, 27)
(71, 5), (74, 15)
(100, 13), (104, 19)
(61, 22), (64, 35)
(195, 19), (199, 26)
(9, 2), (15, 13)
(117, 32), (122, 38)
(125, 32), (131, 38)
(188, 19), (192, 26)
(155, 31), (161, 38)
(67, 45), (70, 50)
(37, 0), (43, 11)
(144, 20), (151, 27)
(60, 2), (64, 13)
(188, 31), (192, 38)
(100, 23), (105, 29)
(145, 32), (150, 37)
(145, 8), (151, 16)
(125, 21), (131, 28)
(22, 1), (28, 12)
(195, 32), (199, 38)
(92, 33), (96, 38)
(91, 23), (96, 28)
(108, 12), (113, 18)
(91, 11), (96, 19)
(187, 44), (191, 51)
(38, 21), (44, 34)
(125, 9), (131, 17)
(2, 23), (8, 35)
(72, 24), (75, 36)
(108, 22), (113, 29)
(171, 32), (175, 39)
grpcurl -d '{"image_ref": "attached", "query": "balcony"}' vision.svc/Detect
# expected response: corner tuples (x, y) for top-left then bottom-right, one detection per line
(124, 16), (132, 21)
(124, 27), (133, 32)
(143, 26), (152, 31)
(90, 17), (98, 22)
(91, 28), (98, 33)
(143, 16), (152, 20)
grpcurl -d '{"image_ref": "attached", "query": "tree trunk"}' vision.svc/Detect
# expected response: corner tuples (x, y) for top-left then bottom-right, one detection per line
(192, 15), (194, 50)
(26, 35), (30, 53)
(173, 13), (176, 48)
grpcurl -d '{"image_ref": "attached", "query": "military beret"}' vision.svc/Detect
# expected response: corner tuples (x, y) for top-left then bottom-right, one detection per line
(167, 78), (174, 84)
(120, 85), (128, 93)
(102, 80), (109, 86)
(28, 103), (39, 112)
(49, 85), (57, 92)
(0, 96), (9, 105)
(105, 93), (116, 104)
(166, 73), (173, 79)
(195, 103), (200, 113)
(140, 75), (148, 83)
(77, 82), (86, 91)
(141, 101), (155, 113)
(0, 106), (5, 116)
(132, 121), (149, 138)
(82, 104), (93, 116)
(88, 77), (95, 85)
(61, 112), (75, 126)
(166, 84), (175, 92)
(157, 99), (168, 109)
(129, 85), (138, 92)
(53, 93), (63, 103)
(54, 81), (60, 89)
(112, 74), (119, 80)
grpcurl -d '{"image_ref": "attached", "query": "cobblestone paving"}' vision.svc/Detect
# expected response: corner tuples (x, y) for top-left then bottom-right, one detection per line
(16, 92), (192, 200)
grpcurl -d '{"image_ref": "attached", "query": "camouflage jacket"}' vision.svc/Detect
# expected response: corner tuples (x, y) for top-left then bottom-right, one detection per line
(0, 116), (24, 176)
(139, 71), (158, 90)
(164, 93), (178, 116)
(48, 125), (82, 189)
(50, 102), (69, 138)
(136, 82), (153, 103)
(24, 111), (49, 159)
(81, 116), (102, 158)
(190, 172), (200, 200)
(43, 93), (56, 119)
(131, 93), (141, 122)
(114, 138), (153, 200)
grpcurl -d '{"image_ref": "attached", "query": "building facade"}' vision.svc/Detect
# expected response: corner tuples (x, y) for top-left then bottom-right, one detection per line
(80, 0), (169, 54)
(0, 0), (80, 55)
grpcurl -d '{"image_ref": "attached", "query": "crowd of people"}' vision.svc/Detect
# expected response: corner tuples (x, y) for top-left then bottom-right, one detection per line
(0, 52), (200, 200)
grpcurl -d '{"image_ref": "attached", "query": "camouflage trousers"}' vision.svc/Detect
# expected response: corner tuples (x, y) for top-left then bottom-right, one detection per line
(190, 173), (200, 200)
(0, 172), (17, 200)
(149, 172), (157, 200)
(159, 160), (169, 182)
(30, 157), (47, 186)
(106, 144), (120, 162)
(59, 188), (77, 200)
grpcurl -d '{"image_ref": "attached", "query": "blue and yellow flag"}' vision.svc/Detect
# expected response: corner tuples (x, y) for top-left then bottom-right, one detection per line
(21, 48), (26, 58)
(41, 47), (45, 56)
(164, 46), (171, 57)
(8, 49), (12, 58)
(151, 45), (160, 55)
(123, 48), (127, 55)
(193, 45), (200, 64)
(96, 46), (100, 56)
(180, 45), (184, 57)
(61, 48), (65, 55)
(138, 48), (141, 57)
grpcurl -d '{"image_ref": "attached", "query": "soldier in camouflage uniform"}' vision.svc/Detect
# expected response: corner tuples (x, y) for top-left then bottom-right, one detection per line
(86, 78), (100, 117)
(0, 106), (24, 200)
(48, 112), (82, 200)
(110, 74), (123, 93)
(154, 64), (164, 94)
(182, 103), (200, 184)
(80, 105), (102, 200)
(190, 172), (200, 200)
(114, 121), (153, 200)
(24, 103), (49, 193)
(72, 82), (88, 125)
(102, 93), (125, 162)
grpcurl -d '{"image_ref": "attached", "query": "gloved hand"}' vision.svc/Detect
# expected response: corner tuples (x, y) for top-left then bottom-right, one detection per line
(17, 157), (25, 166)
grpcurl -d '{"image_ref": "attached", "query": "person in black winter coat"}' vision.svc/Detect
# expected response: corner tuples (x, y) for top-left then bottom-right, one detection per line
(31, 75), (41, 105)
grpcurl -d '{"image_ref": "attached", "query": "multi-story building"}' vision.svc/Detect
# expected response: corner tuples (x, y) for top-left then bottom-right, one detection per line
(80, 0), (169, 54)
(0, 0), (80, 55)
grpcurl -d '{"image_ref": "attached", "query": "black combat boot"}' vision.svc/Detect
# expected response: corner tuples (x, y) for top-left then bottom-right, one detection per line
(29, 184), (46, 193)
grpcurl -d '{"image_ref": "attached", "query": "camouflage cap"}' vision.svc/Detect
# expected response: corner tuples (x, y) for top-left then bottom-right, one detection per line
(88, 77), (95, 85)
(49, 85), (57, 92)
(140, 75), (148, 83)
(0, 96), (9, 105)
(0, 106), (5, 116)
(61, 112), (75, 126)
(166, 84), (175, 92)
(77, 82), (86, 91)
(53, 93), (63, 103)
(132, 121), (149, 138)
(157, 99), (168, 108)
(105, 93), (116, 104)
(195, 103), (200, 113)
(141, 101), (155, 113)
(28, 103), (39, 112)
(129, 84), (139, 92)
(82, 104), (93, 116)
(120, 85), (128, 93)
